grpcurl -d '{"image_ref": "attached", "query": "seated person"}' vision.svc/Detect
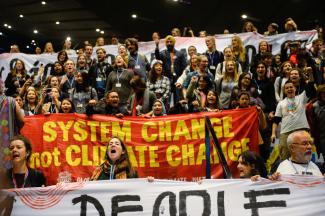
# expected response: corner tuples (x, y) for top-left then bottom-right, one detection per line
(271, 131), (323, 179)
(86, 90), (128, 117)
(90, 137), (137, 180)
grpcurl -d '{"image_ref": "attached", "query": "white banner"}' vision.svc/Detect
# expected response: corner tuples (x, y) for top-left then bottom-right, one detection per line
(2, 175), (325, 216)
(0, 31), (318, 82)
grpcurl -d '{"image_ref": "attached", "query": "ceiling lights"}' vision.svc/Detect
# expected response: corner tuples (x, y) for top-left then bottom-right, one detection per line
(4, 23), (12, 29)
(19, 14), (24, 18)
(55, 21), (60, 25)
(131, 14), (137, 19)
(33, 29), (38, 34)
(41, 1), (46, 5)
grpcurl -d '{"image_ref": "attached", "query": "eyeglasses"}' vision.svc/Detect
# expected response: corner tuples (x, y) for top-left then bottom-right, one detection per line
(292, 141), (314, 147)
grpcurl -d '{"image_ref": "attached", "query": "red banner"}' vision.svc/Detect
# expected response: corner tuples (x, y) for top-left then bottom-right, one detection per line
(21, 107), (259, 185)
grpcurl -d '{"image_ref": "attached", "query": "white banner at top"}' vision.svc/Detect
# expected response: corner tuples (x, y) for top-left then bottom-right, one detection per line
(0, 30), (318, 81)
(2, 175), (325, 216)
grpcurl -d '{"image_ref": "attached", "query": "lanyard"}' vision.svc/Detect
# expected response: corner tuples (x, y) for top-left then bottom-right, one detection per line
(208, 51), (215, 65)
(12, 168), (29, 188)
(130, 54), (139, 66)
(289, 159), (310, 175)
(49, 103), (56, 113)
(109, 165), (115, 180)
(116, 69), (124, 84)
(67, 76), (74, 88)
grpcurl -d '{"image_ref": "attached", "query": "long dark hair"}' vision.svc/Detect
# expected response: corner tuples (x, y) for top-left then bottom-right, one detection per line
(238, 151), (267, 178)
(75, 72), (90, 92)
(148, 61), (163, 83)
(59, 98), (76, 113)
(105, 137), (137, 177)
(238, 72), (252, 90)
(205, 90), (219, 109)
(197, 74), (213, 95)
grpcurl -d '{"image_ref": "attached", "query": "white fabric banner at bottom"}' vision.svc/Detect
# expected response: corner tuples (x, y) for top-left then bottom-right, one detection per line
(2, 175), (325, 216)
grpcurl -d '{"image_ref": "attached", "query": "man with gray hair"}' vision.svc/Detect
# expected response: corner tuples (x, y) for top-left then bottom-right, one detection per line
(274, 130), (323, 177)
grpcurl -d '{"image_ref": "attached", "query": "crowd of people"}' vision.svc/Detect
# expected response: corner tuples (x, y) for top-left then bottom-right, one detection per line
(1, 17), (325, 188)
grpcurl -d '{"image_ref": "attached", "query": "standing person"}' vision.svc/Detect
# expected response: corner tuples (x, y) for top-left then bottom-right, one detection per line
(242, 21), (258, 33)
(204, 90), (220, 112)
(306, 85), (325, 159)
(50, 61), (65, 78)
(183, 55), (214, 89)
(215, 60), (239, 109)
(22, 88), (39, 116)
(95, 37), (105, 46)
(57, 50), (69, 66)
(60, 60), (77, 97)
(271, 79), (315, 161)
(43, 42), (55, 54)
(251, 41), (271, 76)
(176, 54), (199, 99)
(76, 54), (89, 73)
(118, 44), (129, 66)
(84, 44), (96, 68)
(125, 38), (150, 81)
(146, 60), (171, 106)
(62, 39), (76, 55)
(274, 61), (293, 103)
(5, 60), (29, 96)
(128, 76), (156, 116)
(1, 135), (46, 188)
(150, 99), (167, 117)
(204, 36), (224, 76)
(215, 47), (242, 81)
(88, 48), (112, 99)
(59, 98), (75, 113)
(264, 23), (279, 36)
(231, 35), (249, 73)
(86, 90), (129, 117)
(106, 55), (134, 108)
(154, 35), (187, 104)
(230, 72), (264, 109)
(252, 62), (276, 114)
(289, 68), (316, 97)
(308, 39), (324, 85)
(0, 79), (24, 170)
(186, 74), (214, 112)
(284, 18), (298, 33)
(90, 137), (137, 180)
(36, 87), (61, 114)
(70, 72), (98, 114)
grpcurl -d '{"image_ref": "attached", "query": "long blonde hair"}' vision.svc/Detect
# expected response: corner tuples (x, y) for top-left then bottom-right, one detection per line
(231, 35), (246, 64)
(224, 60), (239, 82)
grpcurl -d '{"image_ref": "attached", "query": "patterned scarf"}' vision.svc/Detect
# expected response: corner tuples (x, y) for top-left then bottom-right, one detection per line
(90, 155), (136, 180)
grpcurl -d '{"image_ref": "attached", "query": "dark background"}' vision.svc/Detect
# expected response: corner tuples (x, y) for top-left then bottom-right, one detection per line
(0, 0), (324, 53)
